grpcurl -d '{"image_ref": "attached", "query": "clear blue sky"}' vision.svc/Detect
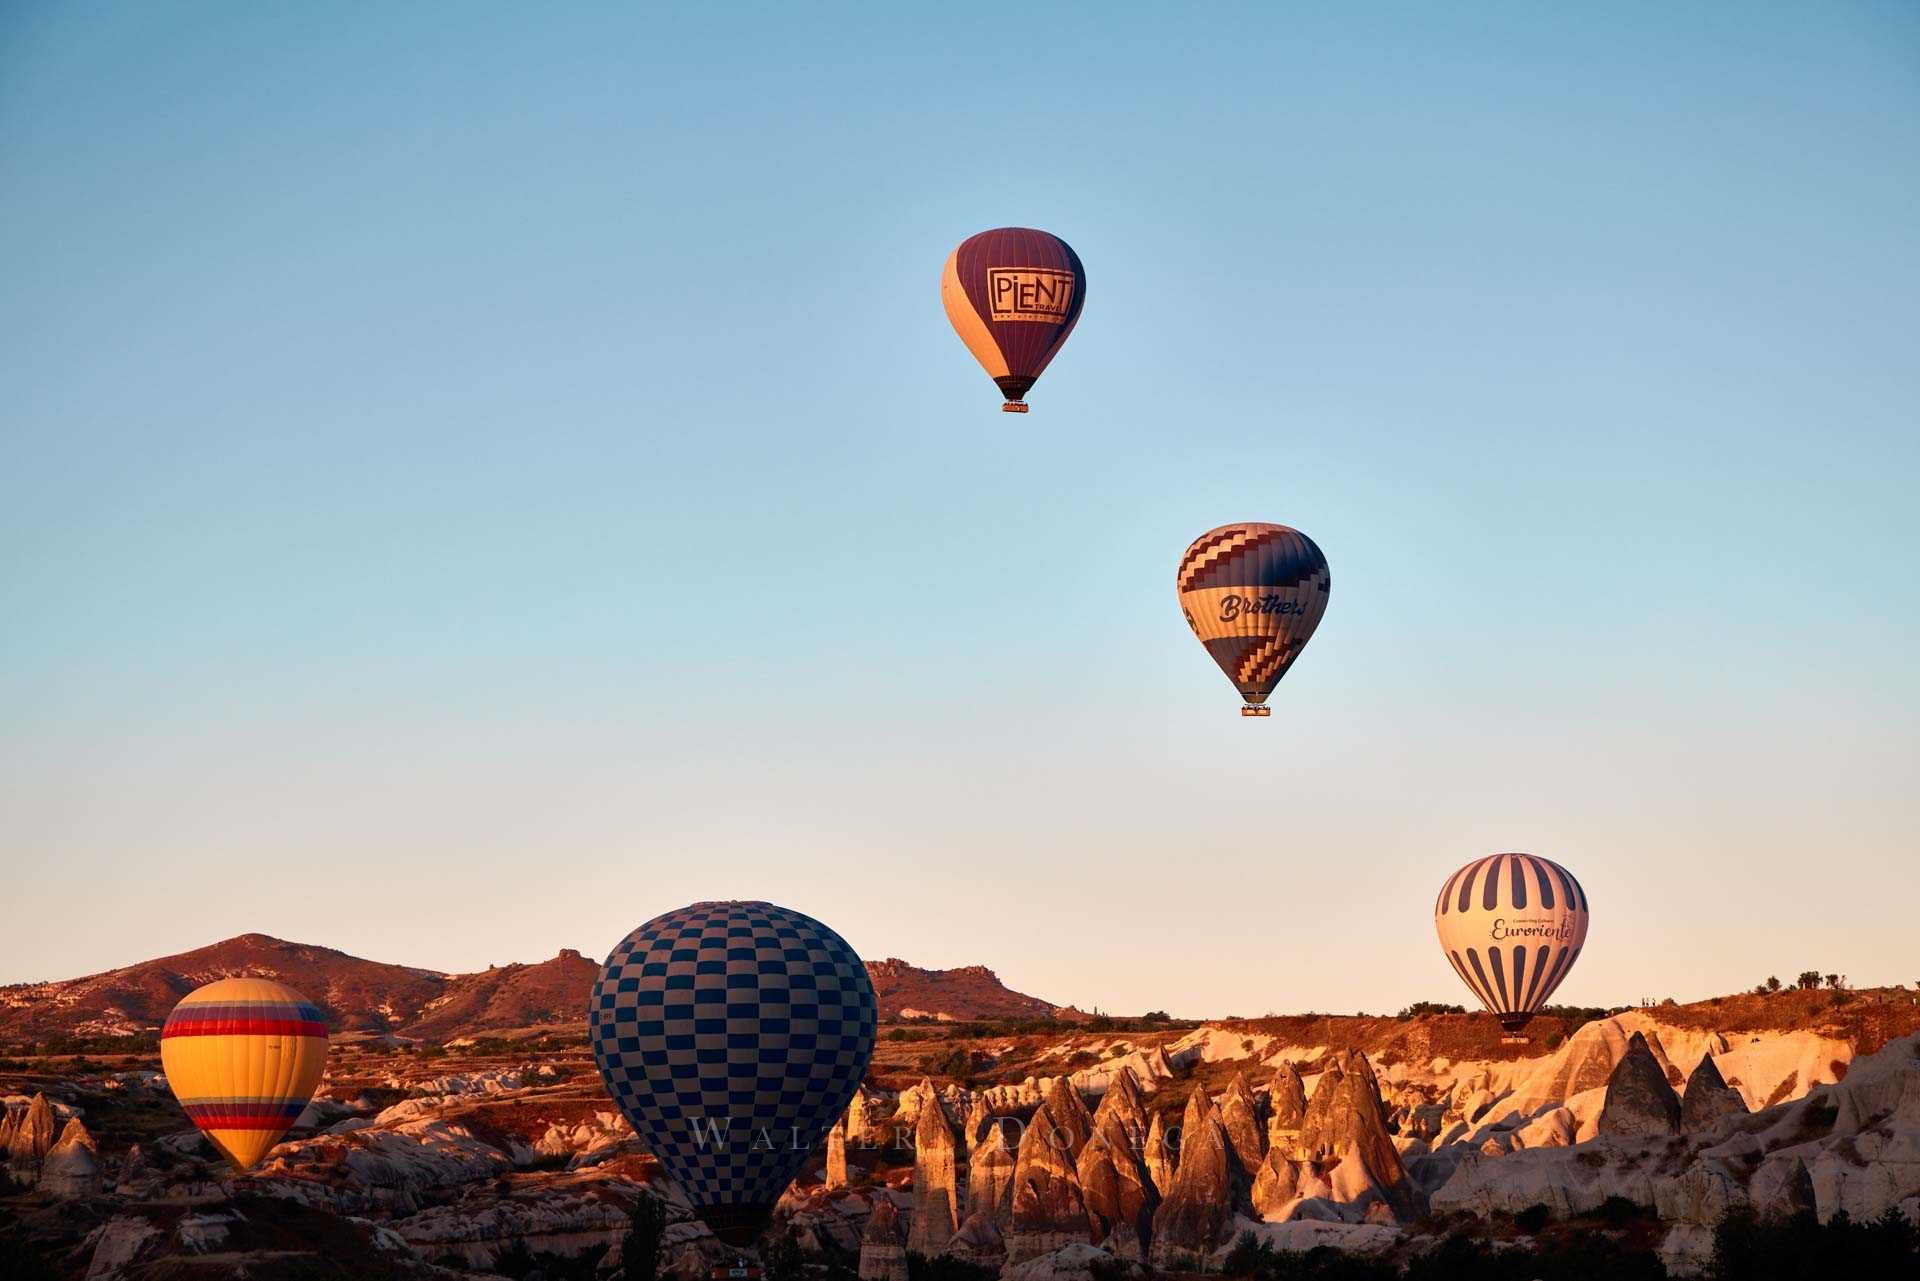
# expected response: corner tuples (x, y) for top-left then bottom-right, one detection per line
(3, 3), (1916, 1017)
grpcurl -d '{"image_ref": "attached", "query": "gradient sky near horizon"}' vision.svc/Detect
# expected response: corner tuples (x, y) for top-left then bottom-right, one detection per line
(4, 3), (1917, 1019)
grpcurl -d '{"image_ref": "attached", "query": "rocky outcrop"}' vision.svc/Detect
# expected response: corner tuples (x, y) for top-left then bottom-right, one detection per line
(1043, 1077), (1096, 1157)
(1142, 1112), (1173, 1197)
(7, 1092), (57, 1177)
(859, 1200), (908, 1281)
(893, 1077), (944, 1129)
(1639, 1027), (1684, 1087)
(532, 1110), (632, 1165)
(846, 1087), (883, 1145)
(1219, 1071), (1266, 1178)
(1256, 1051), (1418, 1224)
(948, 1210), (1005, 1266)
(38, 1116), (100, 1198)
(393, 1185), (643, 1268)
(1267, 1062), (1307, 1155)
(826, 1121), (849, 1190)
(1250, 1144), (1336, 1221)
(1325, 1053), (1416, 1220)
(1002, 1240), (1126, 1281)
(963, 1095), (995, 1153)
(1008, 1095), (1093, 1262)
(1681, 1054), (1748, 1132)
(1435, 1029), (1920, 1247)
(1149, 1087), (1235, 1265)
(112, 1143), (151, 1194)
(908, 1092), (960, 1253)
(1091, 1068), (1149, 1151)
(1599, 1032), (1682, 1138)
(1297, 1058), (1347, 1161)
(968, 1119), (1017, 1225)
(1075, 1112), (1157, 1259)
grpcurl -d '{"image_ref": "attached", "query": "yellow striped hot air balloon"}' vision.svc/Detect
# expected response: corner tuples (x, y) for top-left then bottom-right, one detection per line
(160, 977), (329, 1171)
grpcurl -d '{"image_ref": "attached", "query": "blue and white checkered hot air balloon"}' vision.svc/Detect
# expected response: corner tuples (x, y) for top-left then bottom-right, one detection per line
(589, 901), (877, 1246)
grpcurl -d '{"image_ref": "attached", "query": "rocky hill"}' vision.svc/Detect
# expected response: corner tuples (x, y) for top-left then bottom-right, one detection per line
(0, 935), (601, 1043)
(0, 937), (1080, 1045)
(863, 958), (1077, 1022)
(0, 934), (448, 1039)
(402, 950), (602, 1042)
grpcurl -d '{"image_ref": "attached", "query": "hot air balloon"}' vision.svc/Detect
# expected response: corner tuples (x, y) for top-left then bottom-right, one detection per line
(589, 901), (877, 1246)
(1434, 853), (1591, 1038)
(941, 227), (1085, 412)
(160, 977), (329, 1171)
(1177, 522), (1331, 716)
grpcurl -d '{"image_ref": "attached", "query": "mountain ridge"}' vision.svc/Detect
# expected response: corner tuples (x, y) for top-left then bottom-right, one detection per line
(0, 934), (1078, 1042)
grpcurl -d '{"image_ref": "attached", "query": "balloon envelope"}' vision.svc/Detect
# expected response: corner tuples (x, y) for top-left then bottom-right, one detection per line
(1177, 522), (1331, 713)
(160, 977), (329, 1171)
(1434, 853), (1591, 1033)
(941, 227), (1085, 410)
(589, 901), (877, 1246)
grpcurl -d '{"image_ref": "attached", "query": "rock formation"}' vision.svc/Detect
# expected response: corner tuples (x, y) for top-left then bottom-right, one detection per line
(1435, 1029), (1920, 1248)
(894, 1077), (945, 1129)
(40, 1116), (100, 1198)
(1149, 1087), (1235, 1265)
(1297, 1058), (1348, 1161)
(6, 1092), (57, 1178)
(1091, 1067), (1148, 1151)
(1219, 1071), (1267, 1178)
(947, 1210), (1005, 1266)
(113, 1142), (151, 1194)
(1639, 1027), (1685, 1087)
(963, 1095), (994, 1154)
(1042, 1076), (1096, 1157)
(1267, 1062), (1308, 1155)
(825, 1121), (849, 1190)
(1142, 1111), (1174, 1197)
(1250, 1146), (1336, 1221)
(0, 1106), (15, 1153)
(1075, 1111), (1158, 1259)
(968, 1118), (1018, 1226)
(908, 1092), (961, 1253)
(858, 1200), (908, 1281)
(846, 1087), (882, 1145)
(1598, 1032), (1682, 1139)
(1008, 1095), (1093, 1262)
(1680, 1054), (1748, 1132)
(1323, 1052), (1416, 1219)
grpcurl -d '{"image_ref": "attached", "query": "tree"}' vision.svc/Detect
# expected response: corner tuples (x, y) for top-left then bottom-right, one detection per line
(1765, 976), (1783, 993)
(623, 1194), (667, 1281)
(1796, 971), (1822, 991)
(761, 1234), (806, 1281)
(1825, 974), (1847, 990)
(1397, 1001), (1467, 1017)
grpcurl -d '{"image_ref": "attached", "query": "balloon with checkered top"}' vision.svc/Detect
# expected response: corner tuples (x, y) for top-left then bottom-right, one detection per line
(589, 901), (878, 1246)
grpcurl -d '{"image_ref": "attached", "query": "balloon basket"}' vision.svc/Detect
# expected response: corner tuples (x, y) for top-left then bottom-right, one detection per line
(1240, 706), (1271, 718)
(1001, 401), (1029, 413)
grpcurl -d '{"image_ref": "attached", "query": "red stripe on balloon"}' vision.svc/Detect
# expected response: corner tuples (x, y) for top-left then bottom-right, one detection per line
(162, 1018), (327, 1039)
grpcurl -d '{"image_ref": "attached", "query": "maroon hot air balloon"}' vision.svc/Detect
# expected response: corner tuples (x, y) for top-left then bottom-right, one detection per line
(941, 228), (1086, 412)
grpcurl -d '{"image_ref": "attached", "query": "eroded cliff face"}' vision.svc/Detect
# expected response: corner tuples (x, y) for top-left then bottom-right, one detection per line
(1433, 1031), (1920, 1275)
(4, 984), (1914, 1280)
